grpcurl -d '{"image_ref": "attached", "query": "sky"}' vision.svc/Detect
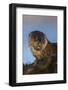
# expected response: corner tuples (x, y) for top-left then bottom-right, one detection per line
(23, 15), (57, 64)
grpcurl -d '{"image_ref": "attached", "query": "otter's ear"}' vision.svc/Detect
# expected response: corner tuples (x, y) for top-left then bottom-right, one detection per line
(29, 33), (31, 37)
(42, 38), (48, 50)
(29, 33), (32, 37)
(45, 38), (48, 46)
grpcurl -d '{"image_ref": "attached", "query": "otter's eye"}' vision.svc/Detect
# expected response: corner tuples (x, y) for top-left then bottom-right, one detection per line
(35, 36), (38, 41)
(38, 38), (41, 42)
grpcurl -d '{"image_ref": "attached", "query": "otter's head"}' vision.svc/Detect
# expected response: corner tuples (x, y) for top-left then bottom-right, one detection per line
(29, 31), (48, 59)
(29, 31), (47, 50)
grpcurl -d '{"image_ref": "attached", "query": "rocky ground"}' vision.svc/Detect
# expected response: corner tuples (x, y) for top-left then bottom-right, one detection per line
(23, 55), (57, 75)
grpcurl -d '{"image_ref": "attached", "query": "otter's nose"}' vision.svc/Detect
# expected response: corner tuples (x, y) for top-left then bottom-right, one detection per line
(38, 38), (41, 42)
(38, 43), (41, 48)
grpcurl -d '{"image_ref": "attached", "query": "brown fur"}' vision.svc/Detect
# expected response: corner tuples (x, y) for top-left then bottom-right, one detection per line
(23, 31), (57, 74)
(29, 31), (57, 60)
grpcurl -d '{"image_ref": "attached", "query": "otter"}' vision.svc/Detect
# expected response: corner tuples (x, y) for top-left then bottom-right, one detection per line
(23, 31), (57, 74)
(29, 31), (57, 60)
